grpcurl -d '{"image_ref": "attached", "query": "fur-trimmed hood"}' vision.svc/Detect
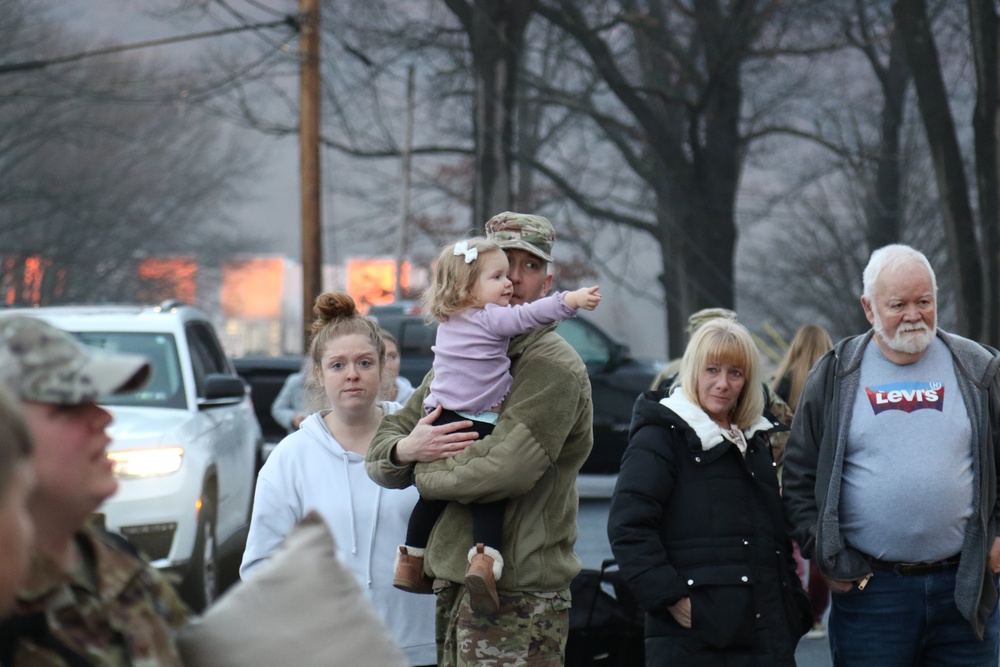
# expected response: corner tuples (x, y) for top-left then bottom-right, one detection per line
(656, 387), (773, 451)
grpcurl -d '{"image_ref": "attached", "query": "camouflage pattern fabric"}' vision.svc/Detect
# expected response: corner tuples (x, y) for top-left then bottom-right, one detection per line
(484, 212), (555, 263)
(766, 390), (795, 482)
(435, 584), (570, 667)
(0, 315), (150, 405)
(684, 307), (737, 334)
(6, 525), (189, 666)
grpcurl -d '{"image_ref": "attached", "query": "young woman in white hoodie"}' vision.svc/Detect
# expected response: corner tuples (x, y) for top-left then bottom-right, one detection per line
(241, 292), (465, 666)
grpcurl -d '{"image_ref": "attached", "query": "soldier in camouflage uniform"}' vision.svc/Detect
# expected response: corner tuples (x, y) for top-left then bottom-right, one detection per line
(0, 316), (190, 666)
(368, 213), (591, 667)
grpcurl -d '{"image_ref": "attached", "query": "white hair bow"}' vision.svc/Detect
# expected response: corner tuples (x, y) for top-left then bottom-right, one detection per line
(453, 241), (478, 264)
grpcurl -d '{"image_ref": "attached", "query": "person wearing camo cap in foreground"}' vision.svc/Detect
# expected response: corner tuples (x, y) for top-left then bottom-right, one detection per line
(367, 211), (594, 666)
(0, 315), (190, 667)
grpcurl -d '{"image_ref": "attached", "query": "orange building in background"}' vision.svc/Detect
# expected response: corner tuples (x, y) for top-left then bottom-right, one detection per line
(346, 258), (410, 312)
(221, 257), (285, 319)
(137, 257), (197, 304)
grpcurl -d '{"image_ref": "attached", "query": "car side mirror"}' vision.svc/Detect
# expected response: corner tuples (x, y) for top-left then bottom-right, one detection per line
(200, 374), (247, 408)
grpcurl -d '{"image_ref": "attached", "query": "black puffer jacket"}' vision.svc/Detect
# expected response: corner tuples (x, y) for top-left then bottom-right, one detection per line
(608, 391), (810, 666)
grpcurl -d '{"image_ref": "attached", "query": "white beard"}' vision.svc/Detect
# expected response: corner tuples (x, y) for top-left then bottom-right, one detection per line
(872, 310), (935, 355)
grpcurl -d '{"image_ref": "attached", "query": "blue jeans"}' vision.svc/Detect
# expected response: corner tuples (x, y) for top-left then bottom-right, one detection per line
(829, 567), (1000, 666)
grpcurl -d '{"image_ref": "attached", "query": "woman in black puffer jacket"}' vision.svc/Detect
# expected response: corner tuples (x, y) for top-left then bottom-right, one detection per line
(608, 319), (810, 666)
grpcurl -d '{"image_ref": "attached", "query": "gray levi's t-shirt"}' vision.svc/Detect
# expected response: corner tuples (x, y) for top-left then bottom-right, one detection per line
(840, 337), (972, 562)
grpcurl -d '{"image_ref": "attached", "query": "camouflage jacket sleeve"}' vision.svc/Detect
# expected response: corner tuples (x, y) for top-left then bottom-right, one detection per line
(765, 388), (794, 475)
(366, 371), (432, 489)
(6, 527), (189, 667)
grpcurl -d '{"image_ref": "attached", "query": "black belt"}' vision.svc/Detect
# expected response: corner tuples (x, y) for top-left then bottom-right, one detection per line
(869, 554), (961, 576)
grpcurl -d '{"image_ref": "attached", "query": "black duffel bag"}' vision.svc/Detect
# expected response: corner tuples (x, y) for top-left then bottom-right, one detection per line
(566, 558), (645, 667)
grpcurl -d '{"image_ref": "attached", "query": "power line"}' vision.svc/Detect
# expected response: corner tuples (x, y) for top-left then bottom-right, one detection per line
(0, 17), (298, 76)
(211, 0), (298, 53)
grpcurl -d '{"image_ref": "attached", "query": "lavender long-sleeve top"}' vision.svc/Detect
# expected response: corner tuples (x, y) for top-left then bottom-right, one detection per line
(424, 291), (576, 415)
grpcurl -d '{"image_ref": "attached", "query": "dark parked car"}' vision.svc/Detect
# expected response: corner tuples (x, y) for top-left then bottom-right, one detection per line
(370, 304), (662, 475)
(231, 354), (304, 461)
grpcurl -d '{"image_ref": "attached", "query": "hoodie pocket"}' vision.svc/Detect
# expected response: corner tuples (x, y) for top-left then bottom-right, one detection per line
(683, 565), (755, 649)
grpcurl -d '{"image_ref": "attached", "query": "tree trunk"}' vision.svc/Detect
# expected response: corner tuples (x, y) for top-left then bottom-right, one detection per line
(867, 27), (911, 252)
(969, 0), (1000, 346)
(444, 0), (537, 229)
(533, 0), (761, 356)
(667, 0), (742, 352)
(893, 0), (982, 338)
(659, 208), (689, 359)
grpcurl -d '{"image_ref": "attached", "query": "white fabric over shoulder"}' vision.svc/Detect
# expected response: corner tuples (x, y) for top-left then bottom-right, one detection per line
(177, 511), (408, 667)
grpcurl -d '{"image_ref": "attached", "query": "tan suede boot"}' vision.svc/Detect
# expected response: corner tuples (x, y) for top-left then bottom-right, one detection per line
(465, 543), (503, 615)
(393, 546), (434, 594)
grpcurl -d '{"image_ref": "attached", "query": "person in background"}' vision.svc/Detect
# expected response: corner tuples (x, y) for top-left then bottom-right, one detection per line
(242, 292), (447, 667)
(271, 369), (308, 433)
(650, 308), (738, 391)
(367, 212), (593, 667)
(391, 236), (599, 615)
(783, 244), (1000, 664)
(0, 388), (34, 617)
(0, 315), (189, 666)
(379, 330), (414, 405)
(610, 318), (810, 665)
(769, 323), (834, 640)
(772, 324), (834, 416)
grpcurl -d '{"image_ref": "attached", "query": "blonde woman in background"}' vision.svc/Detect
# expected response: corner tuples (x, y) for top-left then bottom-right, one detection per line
(610, 319), (810, 665)
(770, 323), (834, 641)
(772, 324), (834, 414)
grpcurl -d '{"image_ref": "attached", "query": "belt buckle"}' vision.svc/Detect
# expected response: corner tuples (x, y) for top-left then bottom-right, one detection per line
(896, 562), (926, 575)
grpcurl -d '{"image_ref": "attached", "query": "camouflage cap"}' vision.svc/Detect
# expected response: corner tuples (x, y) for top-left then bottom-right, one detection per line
(484, 212), (555, 263)
(0, 315), (151, 405)
(686, 307), (738, 335)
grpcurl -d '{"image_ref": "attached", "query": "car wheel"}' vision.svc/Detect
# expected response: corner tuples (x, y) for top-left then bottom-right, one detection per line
(181, 488), (218, 611)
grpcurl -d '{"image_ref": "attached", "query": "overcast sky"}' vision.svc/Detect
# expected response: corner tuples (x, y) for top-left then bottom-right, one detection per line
(53, 0), (302, 259)
(41, 0), (669, 358)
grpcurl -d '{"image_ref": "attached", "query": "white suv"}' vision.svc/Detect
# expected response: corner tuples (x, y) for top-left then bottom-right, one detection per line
(17, 302), (261, 610)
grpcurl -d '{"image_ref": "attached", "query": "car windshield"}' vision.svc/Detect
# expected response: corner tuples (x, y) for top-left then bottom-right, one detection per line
(74, 332), (187, 409)
(556, 319), (610, 366)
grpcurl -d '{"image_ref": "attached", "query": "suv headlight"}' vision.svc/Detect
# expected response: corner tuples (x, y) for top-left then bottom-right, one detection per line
(108, 447), (184, 478)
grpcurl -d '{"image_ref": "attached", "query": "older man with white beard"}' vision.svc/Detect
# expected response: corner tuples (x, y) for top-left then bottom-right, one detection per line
(783, 244), (1000, 666)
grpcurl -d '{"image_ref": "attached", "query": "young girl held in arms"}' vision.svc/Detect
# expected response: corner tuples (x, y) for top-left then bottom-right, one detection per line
(393, 237), (601, 614)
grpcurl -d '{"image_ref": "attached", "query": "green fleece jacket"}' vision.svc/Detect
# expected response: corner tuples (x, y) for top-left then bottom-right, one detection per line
(366, 325), (593, 592)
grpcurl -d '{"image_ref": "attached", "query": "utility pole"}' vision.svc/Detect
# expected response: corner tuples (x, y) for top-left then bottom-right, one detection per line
(299, 0), (322, 348)
(395, 64), (415, 301)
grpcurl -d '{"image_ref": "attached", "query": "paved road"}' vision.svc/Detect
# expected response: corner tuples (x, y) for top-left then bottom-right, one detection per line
(575, 497), (832, 666)
(222, 485), (834, 663)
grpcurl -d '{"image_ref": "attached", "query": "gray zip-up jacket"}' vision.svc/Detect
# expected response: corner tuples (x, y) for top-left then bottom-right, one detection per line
(782, 329), (1000, 638)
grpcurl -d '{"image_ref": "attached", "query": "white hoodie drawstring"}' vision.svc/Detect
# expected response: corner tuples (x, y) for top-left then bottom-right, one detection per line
(340, 445), (380, 588)
(341, 454), (358, 555)
(322, 413), (382, 590)
(366, 486), (382, 589)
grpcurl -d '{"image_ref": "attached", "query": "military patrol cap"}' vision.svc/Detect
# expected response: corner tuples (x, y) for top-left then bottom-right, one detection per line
(0, 315), (151, 405)
(485, 212), (555, 263)
(686, 307), (737, 335)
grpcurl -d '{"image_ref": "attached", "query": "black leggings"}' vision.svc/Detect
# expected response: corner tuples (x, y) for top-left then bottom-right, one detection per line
(404, 408), (505, 550)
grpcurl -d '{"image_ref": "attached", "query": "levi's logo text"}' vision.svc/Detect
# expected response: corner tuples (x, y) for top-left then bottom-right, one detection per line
(865, 381), (944, 414)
